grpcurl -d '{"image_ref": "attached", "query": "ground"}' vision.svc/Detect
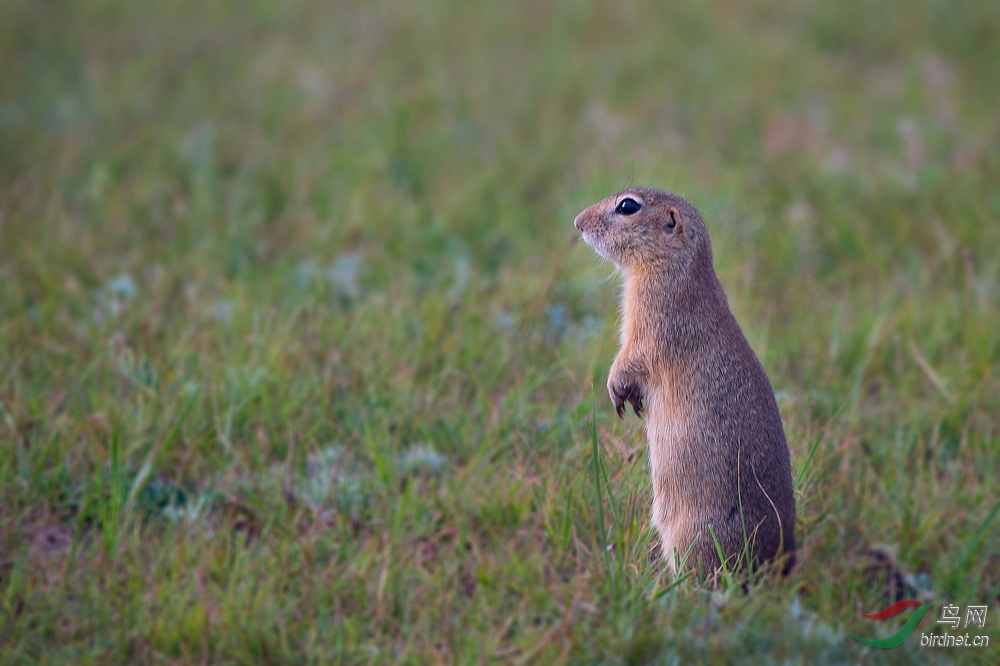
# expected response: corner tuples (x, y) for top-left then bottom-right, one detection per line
(1, 0), (998, 663)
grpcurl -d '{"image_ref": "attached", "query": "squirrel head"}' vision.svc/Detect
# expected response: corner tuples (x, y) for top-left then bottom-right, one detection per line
(574, 187), (712, 277)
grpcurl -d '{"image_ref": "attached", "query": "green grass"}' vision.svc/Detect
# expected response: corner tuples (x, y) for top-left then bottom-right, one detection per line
(2, 0), (999, 662)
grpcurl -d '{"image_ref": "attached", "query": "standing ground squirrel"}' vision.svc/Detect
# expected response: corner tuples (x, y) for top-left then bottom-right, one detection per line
(575, 187), (796, 577)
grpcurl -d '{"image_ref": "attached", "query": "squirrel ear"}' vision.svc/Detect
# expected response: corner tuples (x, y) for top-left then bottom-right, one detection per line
(666, 208), (680, 234)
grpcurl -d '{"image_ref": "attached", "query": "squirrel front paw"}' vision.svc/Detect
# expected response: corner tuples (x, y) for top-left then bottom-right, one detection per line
(608, 364), (645, 419)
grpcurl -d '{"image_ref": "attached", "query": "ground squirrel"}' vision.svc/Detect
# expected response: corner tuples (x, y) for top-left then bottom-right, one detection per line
(574, 187), (796, 576)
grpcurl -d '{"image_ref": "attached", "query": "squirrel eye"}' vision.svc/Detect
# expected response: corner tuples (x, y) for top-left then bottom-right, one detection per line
(615, 198), (642, 216)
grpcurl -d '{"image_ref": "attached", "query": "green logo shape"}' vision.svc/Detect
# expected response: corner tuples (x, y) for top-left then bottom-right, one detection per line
(847, 603), (934, 649)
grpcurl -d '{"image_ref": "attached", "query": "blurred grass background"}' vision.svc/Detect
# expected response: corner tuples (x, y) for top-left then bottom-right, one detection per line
(2, 0), (999, 662)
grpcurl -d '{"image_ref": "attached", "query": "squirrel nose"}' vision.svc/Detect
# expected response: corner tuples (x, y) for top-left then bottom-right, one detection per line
(573, 214), (583, 231)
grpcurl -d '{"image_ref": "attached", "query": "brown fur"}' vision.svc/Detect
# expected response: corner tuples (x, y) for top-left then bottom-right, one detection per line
(574, 187), (796, 577)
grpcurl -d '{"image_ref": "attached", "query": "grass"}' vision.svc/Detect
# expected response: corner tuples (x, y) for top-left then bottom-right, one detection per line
(2, 0), (999, 662)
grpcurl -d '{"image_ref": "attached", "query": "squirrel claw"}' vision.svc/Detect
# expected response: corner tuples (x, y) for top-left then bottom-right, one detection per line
(629, 394), (644, 418)
(612, 390), (627, 419)
(610, 383), (643, 419)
